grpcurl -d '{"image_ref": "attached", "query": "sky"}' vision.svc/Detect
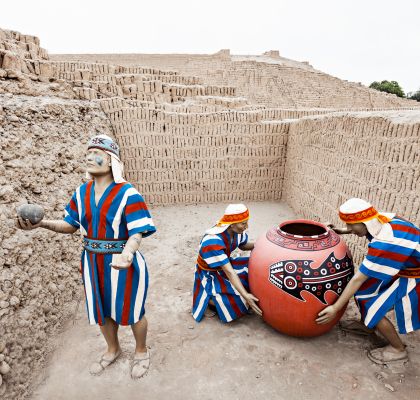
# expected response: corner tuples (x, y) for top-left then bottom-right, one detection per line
(1, 0), (419, 94)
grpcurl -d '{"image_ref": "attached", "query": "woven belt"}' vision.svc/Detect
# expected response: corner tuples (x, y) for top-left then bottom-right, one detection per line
(196, 255), (222, 272)
(83, 237), (127, 254)
(397, 267), (420, 279)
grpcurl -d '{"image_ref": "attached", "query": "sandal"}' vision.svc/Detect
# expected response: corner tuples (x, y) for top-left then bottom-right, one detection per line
(89, 349), (122, 375)
(204, 303), (217, 318)
(204, 309), (216, 318)
(367, 346), (408, 365)
(204, 304), (217, 318)
(339, 320), (375, 336)
(131, 349), (150, 379)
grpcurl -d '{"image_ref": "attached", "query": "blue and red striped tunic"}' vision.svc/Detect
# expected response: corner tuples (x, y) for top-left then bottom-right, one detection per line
(64, 181), (156, 326)
(192, 230), (249, 323)
(355, 217), (420, 333)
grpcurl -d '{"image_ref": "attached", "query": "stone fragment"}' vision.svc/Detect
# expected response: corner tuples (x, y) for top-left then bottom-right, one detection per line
(0, 361), (10, 375)
(0, 382), (6, 396)
(9, 296), (20, 307)
(384, 383), (395, 392)
(0, 301), (9, 309)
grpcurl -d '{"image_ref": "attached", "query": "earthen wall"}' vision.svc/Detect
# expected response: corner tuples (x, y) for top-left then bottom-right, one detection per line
(0, 95), (113, 399)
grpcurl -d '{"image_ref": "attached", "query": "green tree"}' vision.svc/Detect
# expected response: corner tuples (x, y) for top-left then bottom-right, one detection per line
(407, 89), (420, 102)
(369, 80), (405, 98)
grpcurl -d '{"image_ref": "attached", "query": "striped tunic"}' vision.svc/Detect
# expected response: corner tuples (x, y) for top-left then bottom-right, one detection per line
(64, 180), (156, 326)
(192, 230), (249, 323)
(355, 217), (420, 333)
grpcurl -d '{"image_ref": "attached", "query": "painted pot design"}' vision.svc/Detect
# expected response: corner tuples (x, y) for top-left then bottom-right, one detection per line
(249, 219), (354, 337)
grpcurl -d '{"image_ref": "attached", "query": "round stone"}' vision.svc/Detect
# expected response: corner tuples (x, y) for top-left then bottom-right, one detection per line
(16, 204), (44, 224)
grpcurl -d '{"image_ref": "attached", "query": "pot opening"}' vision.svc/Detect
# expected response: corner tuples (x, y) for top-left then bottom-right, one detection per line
(281, 222), (326, 236)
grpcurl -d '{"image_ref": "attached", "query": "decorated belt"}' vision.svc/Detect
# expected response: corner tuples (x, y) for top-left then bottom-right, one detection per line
(196, 255), (222, 272)
(397, 267), (420, 279)
(83, 237), (127, 254)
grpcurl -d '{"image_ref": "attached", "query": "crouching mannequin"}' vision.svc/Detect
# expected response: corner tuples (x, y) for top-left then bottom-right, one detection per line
(192, 204), (262, 323)
(318, 198), (420, 364)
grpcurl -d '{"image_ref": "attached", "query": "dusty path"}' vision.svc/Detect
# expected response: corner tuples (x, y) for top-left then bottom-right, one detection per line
(31, 202), (420, 400)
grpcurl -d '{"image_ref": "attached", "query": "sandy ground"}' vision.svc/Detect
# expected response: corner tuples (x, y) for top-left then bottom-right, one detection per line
(30, 202), (420, 400)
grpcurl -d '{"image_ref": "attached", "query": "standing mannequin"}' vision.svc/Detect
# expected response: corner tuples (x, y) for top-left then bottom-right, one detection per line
(17, 134), (156, 378)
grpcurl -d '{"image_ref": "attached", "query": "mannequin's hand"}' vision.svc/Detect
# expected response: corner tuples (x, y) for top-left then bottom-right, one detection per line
(111, 252), (134, 270)
(316, 305), (338, 324)
(16, 216), (42, 230)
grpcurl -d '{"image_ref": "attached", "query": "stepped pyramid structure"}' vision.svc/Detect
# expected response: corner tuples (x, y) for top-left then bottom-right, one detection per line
(54, 49), (414, 108)
(0, 27), (419, 400)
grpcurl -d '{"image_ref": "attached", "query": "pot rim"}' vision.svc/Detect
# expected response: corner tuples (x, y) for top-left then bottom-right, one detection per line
(277, 219), (330, 240)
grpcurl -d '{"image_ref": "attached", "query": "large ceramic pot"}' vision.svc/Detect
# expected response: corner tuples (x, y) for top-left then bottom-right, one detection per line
(249, 220), (354, 337)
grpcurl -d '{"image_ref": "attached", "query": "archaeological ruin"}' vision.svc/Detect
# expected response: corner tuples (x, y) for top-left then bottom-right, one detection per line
(0, 27), (419, 399)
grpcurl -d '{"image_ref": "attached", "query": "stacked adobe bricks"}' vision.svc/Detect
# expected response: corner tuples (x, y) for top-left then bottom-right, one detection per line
(46, 59), (289, 204)
(0, 29), (48, 79)
(55, 50), (416, 108)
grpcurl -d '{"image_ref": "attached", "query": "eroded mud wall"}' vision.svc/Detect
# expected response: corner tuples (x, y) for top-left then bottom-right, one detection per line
(0, 94), (112, 399)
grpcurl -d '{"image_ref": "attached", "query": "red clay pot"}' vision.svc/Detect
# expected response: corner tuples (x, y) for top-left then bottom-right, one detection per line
(249, 220), (354, 337)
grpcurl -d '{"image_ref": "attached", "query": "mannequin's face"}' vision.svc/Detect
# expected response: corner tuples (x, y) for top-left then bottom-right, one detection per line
(86, 148), (112, 177)
(346, 223), (368, 237)
(229, 220), (249, 234)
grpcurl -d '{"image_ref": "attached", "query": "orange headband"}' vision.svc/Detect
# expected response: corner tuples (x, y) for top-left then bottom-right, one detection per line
(217, 209), (250, 225)
(339, 206), (379, 224)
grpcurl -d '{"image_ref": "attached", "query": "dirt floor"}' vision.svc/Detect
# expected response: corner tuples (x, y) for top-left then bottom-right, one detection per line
(30, 202), (420, 400)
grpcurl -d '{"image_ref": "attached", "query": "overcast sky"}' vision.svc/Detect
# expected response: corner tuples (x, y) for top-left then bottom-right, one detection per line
(1, 0), (419, 93)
